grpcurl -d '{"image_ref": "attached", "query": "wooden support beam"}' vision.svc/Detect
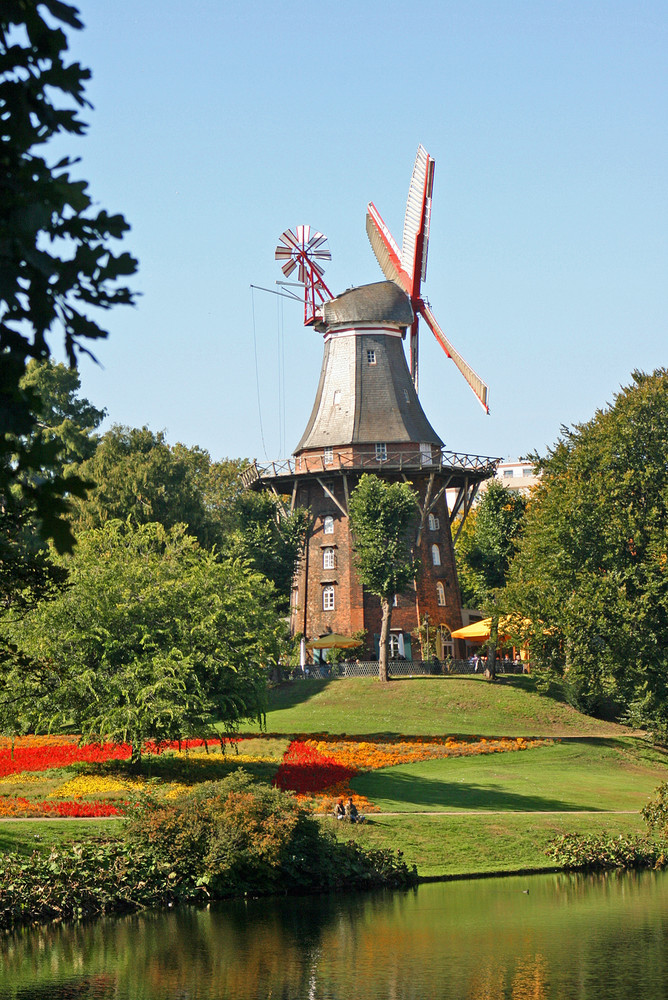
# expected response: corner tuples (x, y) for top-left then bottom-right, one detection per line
(316, 476), (347, 517)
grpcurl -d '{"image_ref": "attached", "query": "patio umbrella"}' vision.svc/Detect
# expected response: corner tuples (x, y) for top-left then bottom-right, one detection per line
(450, 618), (513, 642)
(305, 633), (361, 650)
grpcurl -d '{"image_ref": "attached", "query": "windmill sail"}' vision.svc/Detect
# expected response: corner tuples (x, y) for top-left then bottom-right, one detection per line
(365, 204), (410, 294)
(401, 144), (435, 285)
(365, 145), (489, 412)
(420, 302), (489, 412)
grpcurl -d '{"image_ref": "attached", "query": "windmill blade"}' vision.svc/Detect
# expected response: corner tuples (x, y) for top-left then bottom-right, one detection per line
(401, 145), (435, 286)
(366, 203), (411, 295)
(419, 301), (489, 413)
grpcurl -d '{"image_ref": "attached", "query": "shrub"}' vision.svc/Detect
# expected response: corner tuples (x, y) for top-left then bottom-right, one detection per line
(546, 832), (666, 872)
(126, 770), (417, 896)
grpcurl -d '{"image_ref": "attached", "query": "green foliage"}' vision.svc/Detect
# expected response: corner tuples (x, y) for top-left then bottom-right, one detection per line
(456, 480), (527, 608)
(348, 475), (418, 680)
(641, 781), (668, 840)
(0, 0), (137, 551)
(503, 369), (668, 731)
(348, 475), (418, 599)
(231, 491), (309, 609)
(545, 831), (665, 872)
(5, 520), (282, 747)
(19, 359), (106, 475)
(126, 771), (418, 897)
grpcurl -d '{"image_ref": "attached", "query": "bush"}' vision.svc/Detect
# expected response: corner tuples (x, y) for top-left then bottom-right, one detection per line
(546, 831), (666, 872)
(126, 770), (417, 896)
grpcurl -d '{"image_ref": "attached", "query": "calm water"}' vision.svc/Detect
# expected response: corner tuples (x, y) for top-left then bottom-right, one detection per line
(2, 870), (668, 999)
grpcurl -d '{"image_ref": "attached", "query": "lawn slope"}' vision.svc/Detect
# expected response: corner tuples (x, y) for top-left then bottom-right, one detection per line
(246, 675), (635, 738)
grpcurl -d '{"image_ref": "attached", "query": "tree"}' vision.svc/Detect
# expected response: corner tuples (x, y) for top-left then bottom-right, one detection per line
(231, 491), (309, 611)
(6, 520), (283, 755)
(70, 426), (221, 544)
(455, 480), (527, 677)
(19, 359), (106, 475)
(1, 0), (137, 551)
(348, 475), (418, 683)
(503, 369), (668, 734)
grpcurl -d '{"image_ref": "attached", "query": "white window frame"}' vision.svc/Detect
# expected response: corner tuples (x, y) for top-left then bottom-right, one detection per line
(375, 442), (387, 462)
(323, 515), (334, 535)
(324, 446), (333, 465)
(436, 582), (446, 606)
(322, 586), (335, 611)
(428, 513), (440, 531)
(367, 349), (376, 364)
(389, 634), (401, 658)
(323, 547), (335, 570)
(431, 543), (441, 566)
(333, 390), (341, 405)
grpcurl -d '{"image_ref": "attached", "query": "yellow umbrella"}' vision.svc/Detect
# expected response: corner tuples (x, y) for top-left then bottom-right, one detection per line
(450, 617), (518, 642)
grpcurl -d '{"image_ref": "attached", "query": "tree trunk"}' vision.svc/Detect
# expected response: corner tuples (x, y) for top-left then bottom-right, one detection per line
(485, 617), (499, 681)
(378, 597), (392, 683)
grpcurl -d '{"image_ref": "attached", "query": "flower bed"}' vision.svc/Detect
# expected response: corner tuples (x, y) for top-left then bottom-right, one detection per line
(273, 735), (551, 813)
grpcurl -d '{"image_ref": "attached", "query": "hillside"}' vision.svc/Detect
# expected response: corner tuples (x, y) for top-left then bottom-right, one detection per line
(242, 675), (635, 738)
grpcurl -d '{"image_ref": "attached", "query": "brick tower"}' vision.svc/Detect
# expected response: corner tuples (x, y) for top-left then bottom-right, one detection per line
(244, 279), (497, 660)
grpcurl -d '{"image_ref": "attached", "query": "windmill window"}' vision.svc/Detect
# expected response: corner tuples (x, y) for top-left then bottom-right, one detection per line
(403, 388), (410, 403)
(436, 582), (446, 606)
(375, 442), (387, 462)
(367, 350), (376, 365)
(324, 446), (333, 465)
(322, 586), (335, 611)
(428, 513), (440, 531)
(323, 548), (335, 570)
(333, 390), (341, 405)
(431, 544), (441, 566)
(323, 515), (334, 535)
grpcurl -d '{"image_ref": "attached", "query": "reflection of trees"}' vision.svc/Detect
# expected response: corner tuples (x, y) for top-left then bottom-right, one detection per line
(2, 873), (668, 998)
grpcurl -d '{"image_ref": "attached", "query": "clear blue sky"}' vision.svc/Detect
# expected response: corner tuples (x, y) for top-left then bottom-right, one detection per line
(59, 0), (667, 464)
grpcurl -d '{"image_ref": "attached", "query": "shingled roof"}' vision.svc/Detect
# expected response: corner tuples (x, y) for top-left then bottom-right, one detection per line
(295, 281), (444, 454)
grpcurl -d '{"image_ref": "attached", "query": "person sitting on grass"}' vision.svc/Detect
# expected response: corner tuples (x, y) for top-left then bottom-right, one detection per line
(335, 799), (346, 820)
(345, 797), (361, 823)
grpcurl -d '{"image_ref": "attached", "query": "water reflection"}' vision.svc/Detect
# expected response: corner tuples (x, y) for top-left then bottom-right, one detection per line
(2, 871), (668, 999)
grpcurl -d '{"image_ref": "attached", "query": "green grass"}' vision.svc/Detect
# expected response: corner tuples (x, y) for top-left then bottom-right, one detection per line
(242, 675), (634, 738)
(326, 811), (651, 877)
(0, 820), (116, 856)
(351, 738), (668, 813)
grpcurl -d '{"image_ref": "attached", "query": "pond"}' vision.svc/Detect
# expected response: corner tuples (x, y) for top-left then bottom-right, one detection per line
(2, 870), (668, 999)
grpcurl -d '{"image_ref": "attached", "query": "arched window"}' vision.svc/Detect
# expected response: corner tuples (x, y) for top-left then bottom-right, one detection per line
(323, 515), (334, 535)
(323, 547), (335, 570)
(436, 582), (446, 606)
(428, 513), (440, 531)
(322, 586), (335, 611)
(431, 544), (441, 566)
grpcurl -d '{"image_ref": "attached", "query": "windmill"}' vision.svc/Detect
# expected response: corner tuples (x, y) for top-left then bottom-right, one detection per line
(247, 145), (499, 666)
(366, 145), (489, 411)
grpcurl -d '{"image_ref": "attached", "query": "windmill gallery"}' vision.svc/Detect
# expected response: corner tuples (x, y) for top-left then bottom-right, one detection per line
(244, 147), (499, 665)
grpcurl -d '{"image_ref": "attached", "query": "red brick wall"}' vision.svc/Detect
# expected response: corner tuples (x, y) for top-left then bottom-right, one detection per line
(288, 470), (465, 659)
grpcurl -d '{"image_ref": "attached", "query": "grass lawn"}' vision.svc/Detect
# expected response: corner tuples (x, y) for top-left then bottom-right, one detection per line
(351, 738), (668, 813)
(243, 676), (634, 738)
(0, 819), (117, 855)
(326, 811), (651, 877)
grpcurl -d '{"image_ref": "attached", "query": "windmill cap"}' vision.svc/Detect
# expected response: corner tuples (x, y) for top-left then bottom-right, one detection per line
(321, 280), (413, 327)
